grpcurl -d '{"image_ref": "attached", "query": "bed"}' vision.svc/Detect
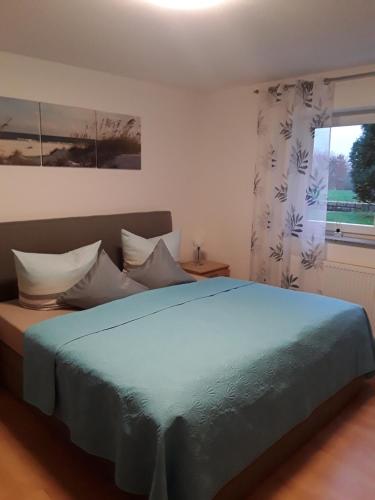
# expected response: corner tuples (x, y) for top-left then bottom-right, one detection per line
(0, 211), (374, 500)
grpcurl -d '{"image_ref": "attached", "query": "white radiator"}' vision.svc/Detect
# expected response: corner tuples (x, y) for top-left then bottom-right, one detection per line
(322, 261), (375, 332)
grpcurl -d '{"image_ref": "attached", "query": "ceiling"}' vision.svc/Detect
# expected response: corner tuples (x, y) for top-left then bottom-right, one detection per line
(0, 0), (374, 90)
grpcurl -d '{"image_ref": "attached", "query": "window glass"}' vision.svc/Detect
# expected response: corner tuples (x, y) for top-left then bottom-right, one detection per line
(314, 124), (375, 228)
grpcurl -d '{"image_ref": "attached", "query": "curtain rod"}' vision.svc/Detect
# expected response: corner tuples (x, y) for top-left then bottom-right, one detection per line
(253, 70), (375, 94)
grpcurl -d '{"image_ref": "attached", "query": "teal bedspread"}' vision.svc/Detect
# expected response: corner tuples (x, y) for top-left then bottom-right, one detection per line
(24, 278), (375, 500)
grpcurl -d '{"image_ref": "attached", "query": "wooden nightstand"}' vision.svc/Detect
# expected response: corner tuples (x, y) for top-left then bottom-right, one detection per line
(181, 261), (230, 279)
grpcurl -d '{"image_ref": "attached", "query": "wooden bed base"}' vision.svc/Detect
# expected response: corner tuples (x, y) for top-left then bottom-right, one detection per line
(0, 340), (365, 499)
(0, 341), (23, 398)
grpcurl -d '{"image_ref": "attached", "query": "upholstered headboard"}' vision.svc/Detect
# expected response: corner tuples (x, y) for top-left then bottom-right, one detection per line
(0, 211), (172, 301)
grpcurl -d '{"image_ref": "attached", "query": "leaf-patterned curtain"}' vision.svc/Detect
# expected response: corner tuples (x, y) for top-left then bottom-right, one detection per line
(250, 80), (334, 293)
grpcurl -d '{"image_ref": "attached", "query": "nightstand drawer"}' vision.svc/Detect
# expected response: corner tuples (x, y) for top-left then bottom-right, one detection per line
(182, 261), (230, 278)
(204, 268), (230, 278)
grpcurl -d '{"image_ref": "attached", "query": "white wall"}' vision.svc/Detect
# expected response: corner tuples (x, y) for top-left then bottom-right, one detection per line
(194, 86), (258, 278)
(0, 51), (202, 261)
(1, 52), (374, 275)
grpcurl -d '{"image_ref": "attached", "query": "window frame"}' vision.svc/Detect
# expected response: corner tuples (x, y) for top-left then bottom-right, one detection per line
(326, 220), (375, 238)
(323, 108), (375, 240)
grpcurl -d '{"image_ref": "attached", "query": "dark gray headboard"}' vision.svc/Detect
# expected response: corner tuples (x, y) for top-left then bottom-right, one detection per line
(0, 211), (172, 301)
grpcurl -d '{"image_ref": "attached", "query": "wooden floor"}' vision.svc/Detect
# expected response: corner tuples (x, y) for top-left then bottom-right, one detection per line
(1, 381), (375, 499)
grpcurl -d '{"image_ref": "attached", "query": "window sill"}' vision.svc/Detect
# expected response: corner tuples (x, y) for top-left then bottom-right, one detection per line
(325, 234), (375, 249)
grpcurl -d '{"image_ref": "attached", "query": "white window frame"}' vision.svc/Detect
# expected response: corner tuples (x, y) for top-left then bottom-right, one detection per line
(326, 221), (375, 239)
(324, 107), (375, 240)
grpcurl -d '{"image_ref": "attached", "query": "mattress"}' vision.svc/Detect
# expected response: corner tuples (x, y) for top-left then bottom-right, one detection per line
(24, 278), (375, 500)
(0, 300), (73, 355)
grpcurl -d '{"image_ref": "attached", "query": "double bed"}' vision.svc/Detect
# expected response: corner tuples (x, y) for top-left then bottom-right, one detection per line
(0, 211), (374, 500)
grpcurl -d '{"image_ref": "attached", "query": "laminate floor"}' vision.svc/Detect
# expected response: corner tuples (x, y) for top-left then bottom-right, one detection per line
(0, 381), (375, 500)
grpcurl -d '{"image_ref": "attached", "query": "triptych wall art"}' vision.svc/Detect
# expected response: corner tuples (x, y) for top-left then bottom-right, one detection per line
(0, 96), (141, 169)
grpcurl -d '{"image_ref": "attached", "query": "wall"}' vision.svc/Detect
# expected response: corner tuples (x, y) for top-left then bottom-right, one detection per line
(1, 52), (374, 275)
(195, 65), (375, 278)
(0, 51), (201, 261)
(194, 87), (258, 278)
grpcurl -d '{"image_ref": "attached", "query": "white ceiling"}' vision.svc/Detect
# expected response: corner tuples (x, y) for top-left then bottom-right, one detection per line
(0, 0), (374, 90)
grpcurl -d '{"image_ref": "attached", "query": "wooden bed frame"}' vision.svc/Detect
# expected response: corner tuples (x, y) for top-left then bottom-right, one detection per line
(0, 339), (364, 499)
(0, 212), (367, 499)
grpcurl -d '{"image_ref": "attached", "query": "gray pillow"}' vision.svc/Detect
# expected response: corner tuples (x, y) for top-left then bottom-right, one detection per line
(127, 239), (196, 289)
(58, 250), (148, 309)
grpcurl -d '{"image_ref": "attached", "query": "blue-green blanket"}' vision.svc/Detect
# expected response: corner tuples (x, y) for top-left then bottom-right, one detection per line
(24, 278), (375, 500)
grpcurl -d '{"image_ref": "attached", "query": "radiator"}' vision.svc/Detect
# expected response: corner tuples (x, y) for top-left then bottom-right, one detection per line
(322, 261), (375, 332)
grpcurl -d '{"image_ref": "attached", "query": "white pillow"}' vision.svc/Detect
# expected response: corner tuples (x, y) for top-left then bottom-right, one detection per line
(12, 241), (101, 310)
(121, 229), (181, 268)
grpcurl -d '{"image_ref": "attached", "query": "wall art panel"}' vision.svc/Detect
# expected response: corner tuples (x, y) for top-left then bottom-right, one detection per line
(0, 96), (141, 169)
(0, 97), (41, 166)
(40, 103), (97, 168)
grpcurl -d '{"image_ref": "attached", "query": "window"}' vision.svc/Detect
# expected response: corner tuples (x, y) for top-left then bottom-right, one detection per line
(314, 114), (375, 241)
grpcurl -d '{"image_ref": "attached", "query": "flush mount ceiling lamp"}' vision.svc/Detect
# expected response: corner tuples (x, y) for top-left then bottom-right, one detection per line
(147, 0), (228, 10)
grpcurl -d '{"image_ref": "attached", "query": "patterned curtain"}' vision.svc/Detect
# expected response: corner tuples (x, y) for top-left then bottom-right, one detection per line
(250, 80), (334, 293)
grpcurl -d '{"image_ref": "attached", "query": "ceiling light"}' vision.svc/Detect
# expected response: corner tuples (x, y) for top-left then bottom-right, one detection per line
(147, 0), (227, 10)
